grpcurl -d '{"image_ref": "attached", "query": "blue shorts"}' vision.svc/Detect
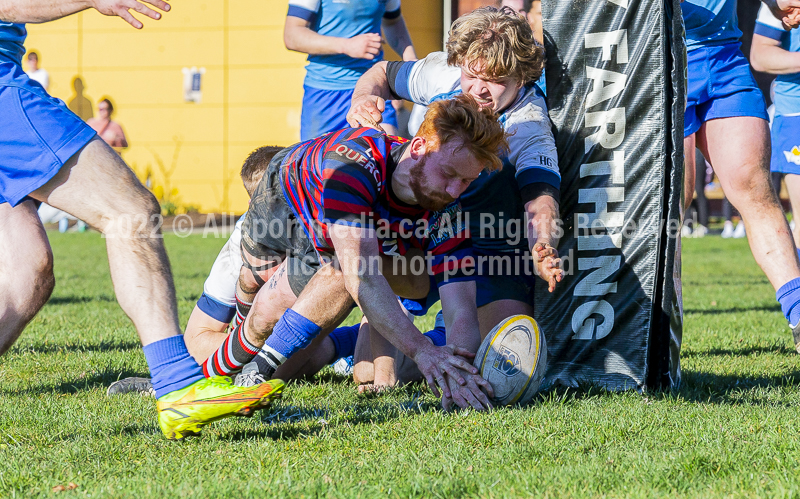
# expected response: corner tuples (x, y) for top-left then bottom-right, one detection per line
(300, 84), (398, 141)
(0, 61), (96, 206)
(771, 115), (800, 175)
(685, 43), (769, 138)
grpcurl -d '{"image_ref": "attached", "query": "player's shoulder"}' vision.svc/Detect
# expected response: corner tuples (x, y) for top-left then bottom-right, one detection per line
(756, 2), (782, 27)
(502, 86), (551, 131)
(407, 52), (461, 103)
(322, 129), (389, 180)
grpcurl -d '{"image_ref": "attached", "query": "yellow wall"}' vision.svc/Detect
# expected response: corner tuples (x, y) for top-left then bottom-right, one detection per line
(26, 1), (442, 214)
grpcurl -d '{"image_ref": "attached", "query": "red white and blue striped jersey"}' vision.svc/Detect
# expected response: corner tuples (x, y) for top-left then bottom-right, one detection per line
(279, 127), (474, 285)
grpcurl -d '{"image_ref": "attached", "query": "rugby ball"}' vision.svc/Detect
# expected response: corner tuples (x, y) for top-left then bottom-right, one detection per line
(473, 315), (547, 406)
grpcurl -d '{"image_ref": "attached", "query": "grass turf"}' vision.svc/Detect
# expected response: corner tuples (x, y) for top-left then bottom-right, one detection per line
(2, 233), (800, 498)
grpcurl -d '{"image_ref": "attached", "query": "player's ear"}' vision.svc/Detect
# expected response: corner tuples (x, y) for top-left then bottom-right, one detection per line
(409, 136), (427, 160)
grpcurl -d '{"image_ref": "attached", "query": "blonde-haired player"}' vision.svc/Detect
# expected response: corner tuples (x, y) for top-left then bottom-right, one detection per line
(348, 6), (562, 405)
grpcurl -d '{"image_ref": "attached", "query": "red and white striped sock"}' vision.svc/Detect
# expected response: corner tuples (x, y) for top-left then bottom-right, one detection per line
(202, 321), (260, 377)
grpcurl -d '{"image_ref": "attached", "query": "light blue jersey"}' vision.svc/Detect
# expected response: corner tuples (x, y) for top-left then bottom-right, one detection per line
(755, 4), (800, 116)
(287, 0), (401, 90)
(0, 22), (27, 65)
(682, 0), (742, 52)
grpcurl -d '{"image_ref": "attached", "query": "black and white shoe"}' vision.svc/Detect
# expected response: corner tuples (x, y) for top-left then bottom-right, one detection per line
(107, 377), (155, 397)
(234, 362), (268, 387)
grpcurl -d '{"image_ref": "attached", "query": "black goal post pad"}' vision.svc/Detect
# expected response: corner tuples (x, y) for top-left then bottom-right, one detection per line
(536, 0), (685, 391)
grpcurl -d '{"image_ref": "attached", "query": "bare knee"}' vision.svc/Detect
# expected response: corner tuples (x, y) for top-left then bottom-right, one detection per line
(19, 247), (55, 320)
(247, 292), (283, 343)
(99, 186), (162, 238)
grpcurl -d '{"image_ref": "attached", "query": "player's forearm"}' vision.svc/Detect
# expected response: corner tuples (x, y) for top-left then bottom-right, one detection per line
(352, 62), (395, 102)
(344, 273), (423, 359)
(440, 282), (480, 353)
(0, 0), (92, 23)
(284, 24), (347, 56)
(751, 38), (800, 74)
(525, 194), (561, 250)
(382, 17), (417, 61)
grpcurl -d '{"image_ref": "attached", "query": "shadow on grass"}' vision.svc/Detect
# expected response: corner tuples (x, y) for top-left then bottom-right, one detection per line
(529, 365), (800, 408)
(220, 388), (441, 441)
(1, 368), (148, 396)
(10, 340), (141, 356)
(45, 295), (118, 305)
(682, 344), (795, 358)
(684, 304), (781, 315)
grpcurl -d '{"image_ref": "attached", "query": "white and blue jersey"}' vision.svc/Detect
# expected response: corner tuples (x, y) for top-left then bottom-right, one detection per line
(682, 0), (742, 52)
(1, 23), (97, 206)
(387, 51), (560, 253)
(755, 5), (800, 117)
(0, 22), (26, 65)
(755, 5), (800, 174)
(195, 217), (245, 324)
(287, 0), (401, 90)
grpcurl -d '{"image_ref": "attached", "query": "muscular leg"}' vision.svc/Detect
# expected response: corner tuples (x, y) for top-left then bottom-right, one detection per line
(31, 138), (181, 345)
(784, 174), (800, 249)
(698, 117), (800, 290)
(476, 299), (534, 339)
(0, 200), (55, 355)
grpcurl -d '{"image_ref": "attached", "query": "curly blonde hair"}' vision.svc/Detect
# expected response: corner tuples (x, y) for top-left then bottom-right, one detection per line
(446, 6), (544, 84)
(416, 94), (508, 172)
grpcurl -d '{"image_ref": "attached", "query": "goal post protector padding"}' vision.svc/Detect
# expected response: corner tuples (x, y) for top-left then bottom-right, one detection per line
(537, 0), (685, 391)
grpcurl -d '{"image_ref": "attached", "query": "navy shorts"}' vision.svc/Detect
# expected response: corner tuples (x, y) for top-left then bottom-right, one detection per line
(0, 61), (96, 206)
(685, 43), (769, 138)
(403, 249), (535, 316)
(771, 115), (800, 175)
(301, 84), (398, 141)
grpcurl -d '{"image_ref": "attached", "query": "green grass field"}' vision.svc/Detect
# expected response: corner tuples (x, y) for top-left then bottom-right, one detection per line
(2, 233), (800, 498)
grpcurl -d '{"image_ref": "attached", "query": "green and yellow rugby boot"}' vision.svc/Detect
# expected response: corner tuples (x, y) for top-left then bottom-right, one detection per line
(157, 376), (284, 440)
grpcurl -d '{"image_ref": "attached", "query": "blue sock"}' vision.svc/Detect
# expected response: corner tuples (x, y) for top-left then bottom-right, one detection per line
(259, 309), (321, 372)
(142, 335), (205, 399)
(328, 324), (360, 361)
(424, 324), (447, 347)
(777, 277), (800, 326)
(796, 248), (800, 262)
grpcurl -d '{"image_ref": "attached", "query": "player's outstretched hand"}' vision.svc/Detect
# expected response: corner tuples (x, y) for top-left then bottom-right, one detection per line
(771, 0), (800, 29)
(347, 95), (386, 130)
(413, 343), (480, 399)
(92, 0), (170, 29)
(440, 369), (494, 411)
(533, 242), (563, 293)
(343, 33), (383, 60)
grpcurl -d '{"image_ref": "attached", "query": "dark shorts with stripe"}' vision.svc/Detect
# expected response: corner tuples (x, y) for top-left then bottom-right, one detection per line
(240, 148), (321, 296)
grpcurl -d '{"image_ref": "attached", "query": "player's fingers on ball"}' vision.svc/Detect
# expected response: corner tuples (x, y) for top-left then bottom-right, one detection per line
(130, 1), (161, 19)
(443, 364), (467, 386)
(475, 376), (494, 398)
(449, 357), (478, 376)
(453, 347), (475, 359)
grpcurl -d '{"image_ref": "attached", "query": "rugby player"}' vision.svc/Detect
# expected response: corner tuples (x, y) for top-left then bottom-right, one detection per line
(751, 3), (800, 250)
(0, 0), (283, 441)
(203, 95), (507, 409)
(346, 7), (563, 399)
(108, 145), (366, 396)
(680, 0), (800, 352)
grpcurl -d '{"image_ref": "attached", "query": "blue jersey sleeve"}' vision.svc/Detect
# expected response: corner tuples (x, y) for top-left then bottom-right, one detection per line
(754, 4), (789, 42)
(287, 0), (320, 22)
